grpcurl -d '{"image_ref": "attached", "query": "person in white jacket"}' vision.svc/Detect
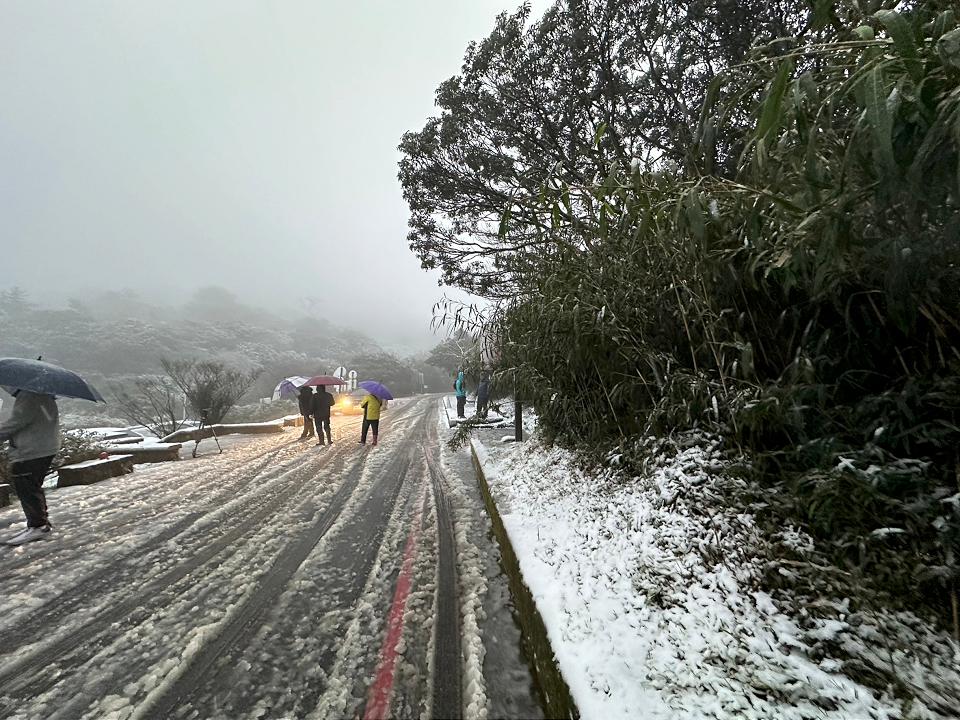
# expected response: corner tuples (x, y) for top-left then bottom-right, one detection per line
(0, 388), (60, 545)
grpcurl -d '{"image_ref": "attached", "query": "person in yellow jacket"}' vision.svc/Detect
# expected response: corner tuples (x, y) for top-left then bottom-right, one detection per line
(359, 393), (382, 446)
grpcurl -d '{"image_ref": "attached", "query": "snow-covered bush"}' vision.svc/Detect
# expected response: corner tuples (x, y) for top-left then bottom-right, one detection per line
(55, 429), (107, 468)
(467, 5), (960, 629)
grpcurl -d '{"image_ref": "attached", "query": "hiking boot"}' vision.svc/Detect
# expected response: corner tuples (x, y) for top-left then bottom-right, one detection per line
(5, 525), (51, 546)
(371, 436), (378, 446)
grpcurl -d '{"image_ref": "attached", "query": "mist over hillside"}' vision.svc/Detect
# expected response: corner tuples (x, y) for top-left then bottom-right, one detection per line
(0, 285), (452, 427)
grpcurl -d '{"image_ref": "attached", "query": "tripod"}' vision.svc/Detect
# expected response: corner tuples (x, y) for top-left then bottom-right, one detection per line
(193, 408), (223, 458)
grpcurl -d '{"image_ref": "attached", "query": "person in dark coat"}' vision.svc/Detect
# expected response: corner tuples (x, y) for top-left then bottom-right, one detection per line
(297, 385), (315, 438)
(0, 388), (60, 545)
(312, 386), (334, 446)
(475, 371), (491, 419)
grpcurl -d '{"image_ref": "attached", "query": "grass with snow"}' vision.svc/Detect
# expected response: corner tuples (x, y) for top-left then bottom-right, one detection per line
(476, 434), (960, 720)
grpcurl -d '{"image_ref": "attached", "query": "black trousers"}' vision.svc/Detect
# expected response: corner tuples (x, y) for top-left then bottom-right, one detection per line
(314, 416), (331, 443)
(11, 456), (54, 528)
(456, 396), (466, 417)
(476, 397), (489, 418)
(300, 414), (314, 436)
(361, 418), (379, 442)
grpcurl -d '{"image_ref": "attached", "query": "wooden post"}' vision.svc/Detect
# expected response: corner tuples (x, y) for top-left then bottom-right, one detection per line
(515, 399), (523, 442)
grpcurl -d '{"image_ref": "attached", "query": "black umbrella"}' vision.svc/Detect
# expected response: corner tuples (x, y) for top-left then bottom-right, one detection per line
(0, 357), (105, 402)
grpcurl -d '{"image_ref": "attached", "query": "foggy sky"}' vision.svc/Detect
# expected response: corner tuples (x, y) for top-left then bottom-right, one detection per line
(0, 1), (541, 352)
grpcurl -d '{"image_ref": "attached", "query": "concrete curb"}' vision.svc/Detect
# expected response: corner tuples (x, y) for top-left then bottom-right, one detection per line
(442, 396), (456, 428)
(470, 439), (579, 720)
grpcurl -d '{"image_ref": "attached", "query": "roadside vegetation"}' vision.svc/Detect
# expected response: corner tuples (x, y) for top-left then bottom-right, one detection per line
(402, 0), (960, 632)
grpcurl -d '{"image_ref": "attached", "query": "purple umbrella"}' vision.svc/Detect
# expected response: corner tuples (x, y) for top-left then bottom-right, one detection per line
(358, 380), (393, 401)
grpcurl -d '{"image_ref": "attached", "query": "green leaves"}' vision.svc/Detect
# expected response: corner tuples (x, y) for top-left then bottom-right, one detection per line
(874, 9), (922, 82)
(683, 189), (706, 243)
(939, 28), (960, 71)
(756, 59), (794, 144)
(498, 205), (512, 239)
(593, 122), (608, 149)
(430, 0), (960, 642)
(863, 66), (897, 176)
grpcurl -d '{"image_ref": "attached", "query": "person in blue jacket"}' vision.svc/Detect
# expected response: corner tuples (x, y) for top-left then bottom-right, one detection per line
(454, 368), (467, 418)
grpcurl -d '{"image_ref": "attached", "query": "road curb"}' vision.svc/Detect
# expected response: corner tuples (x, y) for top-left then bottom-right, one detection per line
(469, 440), (579, 720)
(442, 396), (456, 428)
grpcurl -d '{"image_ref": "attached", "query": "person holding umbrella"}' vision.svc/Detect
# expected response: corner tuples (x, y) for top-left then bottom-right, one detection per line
(301, 375), (345, 446)
(0, 388), (60, 544)
(0, 357), (104, 546)
(312, 385), (335, 446)
(358, 381), (392, 447)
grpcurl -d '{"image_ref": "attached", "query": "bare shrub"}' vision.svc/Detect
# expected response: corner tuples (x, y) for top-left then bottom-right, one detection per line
(161, 359), (260, 425)
(112, 376), (189, 438)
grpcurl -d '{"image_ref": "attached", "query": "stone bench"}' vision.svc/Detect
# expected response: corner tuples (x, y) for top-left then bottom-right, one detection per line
(219, 422), (286, 435)
(103, 443), (182, 463)
(104, 436), (145, 446)
(283, 416), (305, 427)
(161, 421), (285, 445)
(57, 456), (134, 488)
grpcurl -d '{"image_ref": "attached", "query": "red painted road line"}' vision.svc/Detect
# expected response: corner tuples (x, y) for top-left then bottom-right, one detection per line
(364, 484), (428, 720)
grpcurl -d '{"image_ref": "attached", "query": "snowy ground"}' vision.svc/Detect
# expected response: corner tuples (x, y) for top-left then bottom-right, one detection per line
(0, 397), (543, 720)
(473, 427), (960, 720)
(435, 409), (544, 720)
(440, 395), (508, 428)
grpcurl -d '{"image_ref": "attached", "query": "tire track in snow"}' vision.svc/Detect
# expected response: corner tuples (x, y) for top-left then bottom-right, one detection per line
(2, 413), (365, 573)
(139, 451), (416, 719)
(0, 437), (294, 579)
(425, 437), (463, 720)
(0, 399), (431, 718)
(52, 441), (398, 720)
(301, 406), (454, 720)
(0, 439), (357, 703)
(2, 415), (366, 575)
(0, 438), (347, 643)
(363, 482), (429, 720)
(151, 413), (431, 719)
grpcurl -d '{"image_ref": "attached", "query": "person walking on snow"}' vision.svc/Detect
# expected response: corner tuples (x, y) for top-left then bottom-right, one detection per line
(312, 385), (334, 446)
(475, 370), (491, 419)
(454, 368), (467, 418)
(297, 385), (315, 439)
(359, 392), (382, 446)
(0, 388), (60, 546)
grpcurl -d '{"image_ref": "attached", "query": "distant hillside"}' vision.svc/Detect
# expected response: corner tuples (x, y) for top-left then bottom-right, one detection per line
(0, 309), (378, 379)
(0, 286), (444, 426)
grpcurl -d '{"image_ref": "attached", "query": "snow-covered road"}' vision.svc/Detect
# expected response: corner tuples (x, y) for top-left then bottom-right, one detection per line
(0, 397), (542, 720)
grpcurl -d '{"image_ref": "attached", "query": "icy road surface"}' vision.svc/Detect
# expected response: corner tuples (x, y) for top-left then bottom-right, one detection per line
(0, 397), (542, 720)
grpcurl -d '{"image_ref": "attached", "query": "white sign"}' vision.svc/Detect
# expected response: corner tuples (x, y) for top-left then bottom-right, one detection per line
(348, 369), (358, 391)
